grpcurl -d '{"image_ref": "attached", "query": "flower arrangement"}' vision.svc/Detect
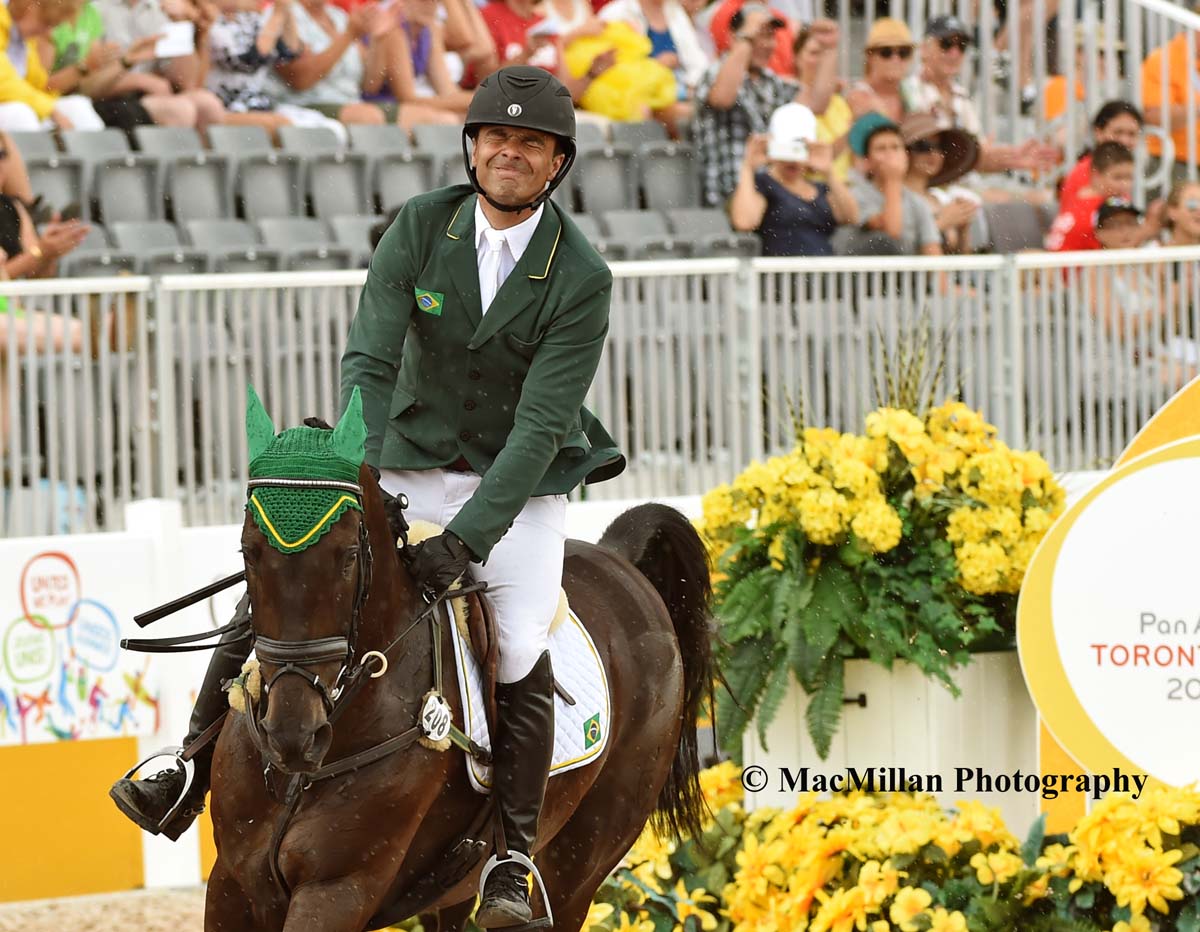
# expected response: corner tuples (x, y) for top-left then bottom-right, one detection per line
(583, 762), (1200, 932)
(697, 401), (1066, 759)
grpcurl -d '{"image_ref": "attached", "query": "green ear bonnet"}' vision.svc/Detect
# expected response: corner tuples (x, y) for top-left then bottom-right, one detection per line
(245, 385), (367, 554)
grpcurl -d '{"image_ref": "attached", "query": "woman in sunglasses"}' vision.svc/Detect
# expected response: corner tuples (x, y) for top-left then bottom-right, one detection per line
(900, 111), (980, 254)
(846, 17), (917, 124)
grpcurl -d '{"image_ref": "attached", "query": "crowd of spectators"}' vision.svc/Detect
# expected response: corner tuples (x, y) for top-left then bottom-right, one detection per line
(0, 0), (1197, 269)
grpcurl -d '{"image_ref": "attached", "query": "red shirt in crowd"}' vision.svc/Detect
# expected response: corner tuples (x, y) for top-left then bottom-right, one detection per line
(1045, 192), (1103, 252)
(1058, 155), (1092, 213)
(480, 1), (560, 72)
(709, 0), (795, 77)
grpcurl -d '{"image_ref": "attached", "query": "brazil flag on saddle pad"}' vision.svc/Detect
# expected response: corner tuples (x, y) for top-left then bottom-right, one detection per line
(245, 385), (367, 554)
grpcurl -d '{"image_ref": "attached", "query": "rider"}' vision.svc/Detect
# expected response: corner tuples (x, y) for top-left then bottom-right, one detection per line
(108, 64), (624, 929)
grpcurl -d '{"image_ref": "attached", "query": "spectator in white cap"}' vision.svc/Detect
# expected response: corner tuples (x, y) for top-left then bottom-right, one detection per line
(729, 101), (856, 255)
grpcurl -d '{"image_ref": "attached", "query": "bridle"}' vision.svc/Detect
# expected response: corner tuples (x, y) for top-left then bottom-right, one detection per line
(245, 476), (379, 725)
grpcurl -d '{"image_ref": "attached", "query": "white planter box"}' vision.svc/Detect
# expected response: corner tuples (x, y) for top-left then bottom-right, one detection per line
(742, 650), (1041, 837)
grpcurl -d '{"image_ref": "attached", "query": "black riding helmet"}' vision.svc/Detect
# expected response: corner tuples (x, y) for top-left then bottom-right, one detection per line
(462, 66), (577, 213)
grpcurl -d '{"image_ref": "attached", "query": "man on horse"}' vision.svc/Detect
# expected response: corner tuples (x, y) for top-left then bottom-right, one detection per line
(109, 64), (624, 930)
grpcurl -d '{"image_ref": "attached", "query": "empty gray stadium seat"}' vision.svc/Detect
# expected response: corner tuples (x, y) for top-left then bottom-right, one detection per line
(62, 128), (160, 222)
(183, 219), (282, 273)
(639, 141), (699, 210)
(665, 207), (760, 257)
(347, 123), (431, 209)
(572, 145), (636, 214)
(609, 121), (667, 150)
(11, 132), (88, 218)
(575, 122), (608, 152)
(601, 209), (690, 259)
(206, 125), (302, 220)
(566, 212), (626, 260)
(59, 224), (137, 277)
(256, 217), (353, 270)
(983, 202), (1049, 252)
(134, 125), (231, 221)
(329, 214), (382, 266)
(109, 220), (208, 274)
(411, 124), (463, 186)
(278, 128), (369, 218)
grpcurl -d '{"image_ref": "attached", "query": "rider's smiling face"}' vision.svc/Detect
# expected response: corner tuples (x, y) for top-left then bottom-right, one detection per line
(472, 125), (564, 208)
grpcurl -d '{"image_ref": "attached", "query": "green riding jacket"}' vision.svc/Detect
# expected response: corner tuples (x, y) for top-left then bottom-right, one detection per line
(339, 184), (626, 562)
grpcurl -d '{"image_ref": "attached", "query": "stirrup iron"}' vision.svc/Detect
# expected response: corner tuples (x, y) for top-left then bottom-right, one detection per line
(119, 746), (197, 832)
(478, 851), (553, 931)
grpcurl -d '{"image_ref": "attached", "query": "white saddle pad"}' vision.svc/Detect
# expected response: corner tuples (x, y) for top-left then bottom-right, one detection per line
(446, 603), (611, 795)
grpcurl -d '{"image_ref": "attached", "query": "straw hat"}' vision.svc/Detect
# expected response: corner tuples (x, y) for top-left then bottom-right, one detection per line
(899, 111), (980, 187)
(865, 17), (914, 50)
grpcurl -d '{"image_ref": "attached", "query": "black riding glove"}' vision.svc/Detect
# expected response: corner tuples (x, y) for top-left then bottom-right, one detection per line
(407, 531), (474, 597)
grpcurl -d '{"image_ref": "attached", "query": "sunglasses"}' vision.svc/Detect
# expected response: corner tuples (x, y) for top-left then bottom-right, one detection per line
(871, 45), (913, 59)
(938, 36), (969, 51)
(909, 139), (943, 154)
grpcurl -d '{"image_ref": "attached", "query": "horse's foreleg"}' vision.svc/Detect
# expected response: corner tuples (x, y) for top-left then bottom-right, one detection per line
(430, 898), (477, 932)
(204, 861), (259, 932)
(281, 878), (380, 932)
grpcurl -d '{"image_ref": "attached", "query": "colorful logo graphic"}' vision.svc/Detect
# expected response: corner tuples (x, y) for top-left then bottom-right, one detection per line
(415, 289), (445, 316)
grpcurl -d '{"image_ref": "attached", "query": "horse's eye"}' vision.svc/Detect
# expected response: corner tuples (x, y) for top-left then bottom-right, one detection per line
(342, 549), (359, 576)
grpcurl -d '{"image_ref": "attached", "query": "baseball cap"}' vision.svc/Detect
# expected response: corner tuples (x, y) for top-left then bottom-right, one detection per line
(925, 14), (971, 41)
(767, 103), (818, 162)
(1094, 197), (1141, 227)
(730, 3), (786, 33)
(849, 111), (899, 157)
(865, 17), (914, 49)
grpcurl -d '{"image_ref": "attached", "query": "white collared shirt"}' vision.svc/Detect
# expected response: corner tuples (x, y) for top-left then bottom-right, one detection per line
(474, 198), (543, 315)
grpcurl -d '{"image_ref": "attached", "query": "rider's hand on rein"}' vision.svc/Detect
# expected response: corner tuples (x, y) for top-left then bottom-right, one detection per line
(406, 531), (475, 601)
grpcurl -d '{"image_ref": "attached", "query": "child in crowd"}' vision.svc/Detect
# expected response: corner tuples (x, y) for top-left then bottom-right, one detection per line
(1044, 141), (1134, 252)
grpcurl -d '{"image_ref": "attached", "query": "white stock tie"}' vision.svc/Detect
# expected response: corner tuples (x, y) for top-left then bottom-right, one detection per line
(480, 228), (507, 315)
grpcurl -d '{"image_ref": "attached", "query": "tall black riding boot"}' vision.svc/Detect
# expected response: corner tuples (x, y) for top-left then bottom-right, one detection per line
(109, 594), (253, 841)
(476, 650), (555, 930)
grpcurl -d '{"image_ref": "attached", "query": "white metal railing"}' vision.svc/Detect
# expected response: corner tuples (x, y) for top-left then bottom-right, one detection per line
(6, 248), (1200, 535)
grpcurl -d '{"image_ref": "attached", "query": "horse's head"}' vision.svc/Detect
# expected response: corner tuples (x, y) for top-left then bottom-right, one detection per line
(239, 385), (374, 774)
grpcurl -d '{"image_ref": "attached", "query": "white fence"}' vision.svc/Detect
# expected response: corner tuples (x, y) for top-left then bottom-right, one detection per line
(4, 247), (1200, 536)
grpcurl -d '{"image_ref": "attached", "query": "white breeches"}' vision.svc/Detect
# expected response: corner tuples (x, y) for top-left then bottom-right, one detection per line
(379, 467), (567, 684)
(0, 97), (105, 132)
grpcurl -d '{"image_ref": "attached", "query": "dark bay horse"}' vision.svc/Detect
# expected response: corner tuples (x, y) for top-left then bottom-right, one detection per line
(204, 424), (715, 931)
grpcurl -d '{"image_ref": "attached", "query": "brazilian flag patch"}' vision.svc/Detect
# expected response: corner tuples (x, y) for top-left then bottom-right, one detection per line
(583, 713), (601, 749)
(415, 288), (444, 316)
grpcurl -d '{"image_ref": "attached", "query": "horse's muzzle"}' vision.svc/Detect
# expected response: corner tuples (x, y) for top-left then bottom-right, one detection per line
(261, 718), (333, 773)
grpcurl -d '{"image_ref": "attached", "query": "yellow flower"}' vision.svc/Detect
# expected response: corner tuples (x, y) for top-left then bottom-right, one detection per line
(1105, 845), (1184, 915)
(888, 887), (931, 931)
(927, 907), (967, 932)
(850, 497), (903, 553)
(584, 902), (614, 930)
(699, 760), (745, 811)
(810, 886), (870, 932)
(733, 833), (788, 898)
(970, 851), (1023, 885)
(856, 860), (903, 907)
(612, 911), (656, 932)
(673, 879), (719, 931)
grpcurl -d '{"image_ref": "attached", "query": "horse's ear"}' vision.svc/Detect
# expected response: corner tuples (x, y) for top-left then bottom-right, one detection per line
(332, 386), (367, 464)
(246, 385), (276, 461)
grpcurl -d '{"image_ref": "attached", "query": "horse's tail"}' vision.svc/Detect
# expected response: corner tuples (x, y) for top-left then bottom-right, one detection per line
(598, 502), (715, 844)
